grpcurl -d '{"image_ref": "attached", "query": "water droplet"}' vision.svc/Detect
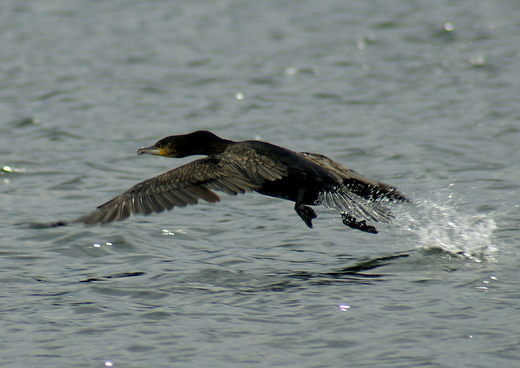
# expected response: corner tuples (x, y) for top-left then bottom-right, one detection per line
(444, 22), (455, 31)
(285, 67), (297, 75)
(469, 55), (486, 66)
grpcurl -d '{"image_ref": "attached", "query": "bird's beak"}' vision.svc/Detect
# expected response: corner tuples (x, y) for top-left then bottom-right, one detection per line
(137, 145), (168, 156)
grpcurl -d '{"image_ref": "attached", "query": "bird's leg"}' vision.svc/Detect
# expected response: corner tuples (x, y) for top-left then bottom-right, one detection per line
(341, 213), (378, 234)
(294, 188), (317, 228)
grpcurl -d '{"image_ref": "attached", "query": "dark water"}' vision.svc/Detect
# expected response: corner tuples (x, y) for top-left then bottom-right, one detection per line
(1, 0), (520, 367)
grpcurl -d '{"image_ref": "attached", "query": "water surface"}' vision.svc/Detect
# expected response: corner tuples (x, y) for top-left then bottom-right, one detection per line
(1, 0), (520, 367)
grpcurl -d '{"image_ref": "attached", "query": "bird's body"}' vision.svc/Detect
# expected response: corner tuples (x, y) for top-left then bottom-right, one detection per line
(48, 131), (407, 233)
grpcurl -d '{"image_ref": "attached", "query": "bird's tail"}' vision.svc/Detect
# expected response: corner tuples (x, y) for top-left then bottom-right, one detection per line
(316, 187), (393, 223)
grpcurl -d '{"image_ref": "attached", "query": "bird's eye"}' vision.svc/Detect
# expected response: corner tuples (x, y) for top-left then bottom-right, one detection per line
(156, 142), (162, 149)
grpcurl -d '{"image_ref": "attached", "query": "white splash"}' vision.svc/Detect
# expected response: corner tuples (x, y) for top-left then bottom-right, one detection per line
(395, 189), (497, 262)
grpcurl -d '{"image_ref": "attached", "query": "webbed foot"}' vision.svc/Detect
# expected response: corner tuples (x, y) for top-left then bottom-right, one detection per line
(342, 213), (378, 234)
(295, 204), (317, 228)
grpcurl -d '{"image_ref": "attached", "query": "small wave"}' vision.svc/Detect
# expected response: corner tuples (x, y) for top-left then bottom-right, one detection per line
(395, 188), (497, 262)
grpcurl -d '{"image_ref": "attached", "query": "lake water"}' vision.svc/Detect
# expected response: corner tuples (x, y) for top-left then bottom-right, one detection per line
(1, 0), (520, 367)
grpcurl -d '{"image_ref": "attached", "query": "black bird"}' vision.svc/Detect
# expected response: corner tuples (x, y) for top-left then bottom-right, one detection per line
(46, 131), (408, 233)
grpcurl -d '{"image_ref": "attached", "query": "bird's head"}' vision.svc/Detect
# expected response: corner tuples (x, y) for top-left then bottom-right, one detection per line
(137, 130), (227, 158)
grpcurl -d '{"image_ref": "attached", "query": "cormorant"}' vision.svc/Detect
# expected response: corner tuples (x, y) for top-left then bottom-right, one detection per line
(43, 130), (408, 233)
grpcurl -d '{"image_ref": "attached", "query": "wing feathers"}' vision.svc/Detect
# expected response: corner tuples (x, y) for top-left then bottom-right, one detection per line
(300, 152), (408, 202)
(76, 151), (287, 225)
(317, 188), (392, 223)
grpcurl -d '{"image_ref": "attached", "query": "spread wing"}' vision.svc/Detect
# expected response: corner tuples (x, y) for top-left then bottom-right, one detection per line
(300, 152), (408, 203)
(74, 152), (287, 225)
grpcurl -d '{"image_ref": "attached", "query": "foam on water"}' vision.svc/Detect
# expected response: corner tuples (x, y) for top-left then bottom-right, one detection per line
(395, 188), (497, 262)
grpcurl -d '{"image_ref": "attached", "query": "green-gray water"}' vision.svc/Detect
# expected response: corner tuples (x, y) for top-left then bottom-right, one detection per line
(1, 1), (519, 367)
